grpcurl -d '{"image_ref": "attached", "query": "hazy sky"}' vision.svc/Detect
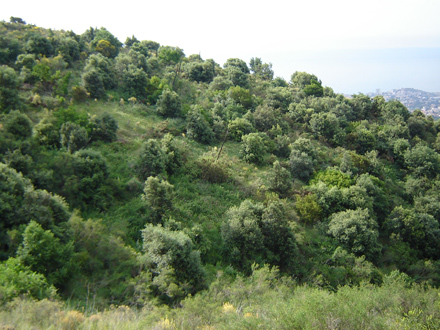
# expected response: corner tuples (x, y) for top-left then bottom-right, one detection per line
(3, 0), (440, 94)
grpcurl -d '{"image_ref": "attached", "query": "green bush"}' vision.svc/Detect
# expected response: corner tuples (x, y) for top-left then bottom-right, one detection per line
(289, 149), (314, 181)
(60, 122), (88, 153)
(328, 208), (381, 260)
(194, 150), (230, 184)
(241, 133), (266, 164)
(157, 89), (182, 117)
(222, 200), (297, 273)
(141, 223), (207, 304)
(4, 110), (32, 139)
(0, 65), (20, 113)
(136, 139), (166, 180)
(186, 107), (214, 144)
(142, 176), (174, 223)
(17, 221), (75, 289)
(0, 257), (57, 304)
(267, 161), (292, 196)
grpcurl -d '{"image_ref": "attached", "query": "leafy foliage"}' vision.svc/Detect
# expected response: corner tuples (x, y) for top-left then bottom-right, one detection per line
(141, 223), (207, 304)
(0, 257), (57, 304)
(1, 19), (440, 321)
(328, 208), (381, 260)
(142, 176), (174, 223)
(157, 90), (182, 117)
(241, 133), (266, 164)
(17, 221), (74, 289)
(222, 200), (297, 273)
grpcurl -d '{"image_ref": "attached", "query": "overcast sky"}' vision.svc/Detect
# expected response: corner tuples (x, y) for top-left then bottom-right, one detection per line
(3, 0), (440, 94)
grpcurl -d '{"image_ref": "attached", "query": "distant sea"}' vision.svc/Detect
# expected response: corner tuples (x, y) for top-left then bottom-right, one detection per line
(266, 48), (440, 95)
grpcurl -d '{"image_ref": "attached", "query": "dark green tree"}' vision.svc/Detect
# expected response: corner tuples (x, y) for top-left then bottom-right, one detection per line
(350, 93), (373, 121)
(17, 221), (74, 289)
(222, 200), (297, 273)
(0, 35), (22, 65)
(141, 224), (206, 303)
(4, 110), (33, 139)
(118, 64), (149, 99)
(0, 65), (20, 113)
(228, 117), (256, 142)
(142, 176), (174, 223)
(161, 133), (184, 174)
(223, 58), (250, 74)
(186, 107), (215, 144)
(131, 40), (160, 57)
(124, 35), (139, 47)
(187, 59), (216, 83)
(303, 79), (324, 97)
(267, 161), (293, 196)
(158, 46), (184, 64)
(264, 87), (293, 113)
(241, 133), (266, 164)
(157, 90), (182, 117)
(289, 150), (314, 181)
(404, 144), (440, 178)
(67, 149), (109, 209)
(91, 27), (122, 58)
(25, 35), (54, 57)
(90, 113), (118, 142)
(249, 57), (274, 80)
(225, 66), (249, 88)
(290, 71), (320, 89)
(60, 122), (88, 153)
(310, 112), (343, 143)
(82, 69), (105, 98)
(328, 208), (381, 260)
(385, 206), (440, 259)
(136, 139), (166, 180)
(15, 54), (36, 71)
(253, 104), (282, 132)
(0, 257), (56, 304)
(10, 17), (26, 24)
(56, 37), (80, 64)
(82, 53), (116, 93)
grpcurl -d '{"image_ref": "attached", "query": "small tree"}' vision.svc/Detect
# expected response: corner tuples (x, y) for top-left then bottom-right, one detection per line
(4, 110), (33, 139)
(328, 208), (381, 260)
(68, 149), (109, 209)
(0, 66), (20, 113)
(142, 224), (206, 304)
(290, 71), (320, 89)
(303, 79), (324, 97)
(186, 108), (214, 144)
(158, 46), (184, 65)
(10, 17), (26, 24)
(222, 200), (297, 273)
(385, 206), (440, 259)
(241, 133), (266, 164)
(90, 113), (118, 142)
(17, 221), (74, 288)
(289, 149), (314, 181)
(228, 117), (256, 142)
(267, 161), (293, 196)
(157, 90), (182, 117)
(60, 122), (88, 153)
(0, 257), (56, 304)
(82, 69), (105, 98)
(136, 139), (166, 180)
(404, 144), (440, 179)
(294, 194), (323, 223)
(142, 176), (174, 223)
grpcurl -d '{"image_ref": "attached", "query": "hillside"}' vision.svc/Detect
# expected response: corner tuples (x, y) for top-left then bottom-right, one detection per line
(1, 19), (440, 329)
